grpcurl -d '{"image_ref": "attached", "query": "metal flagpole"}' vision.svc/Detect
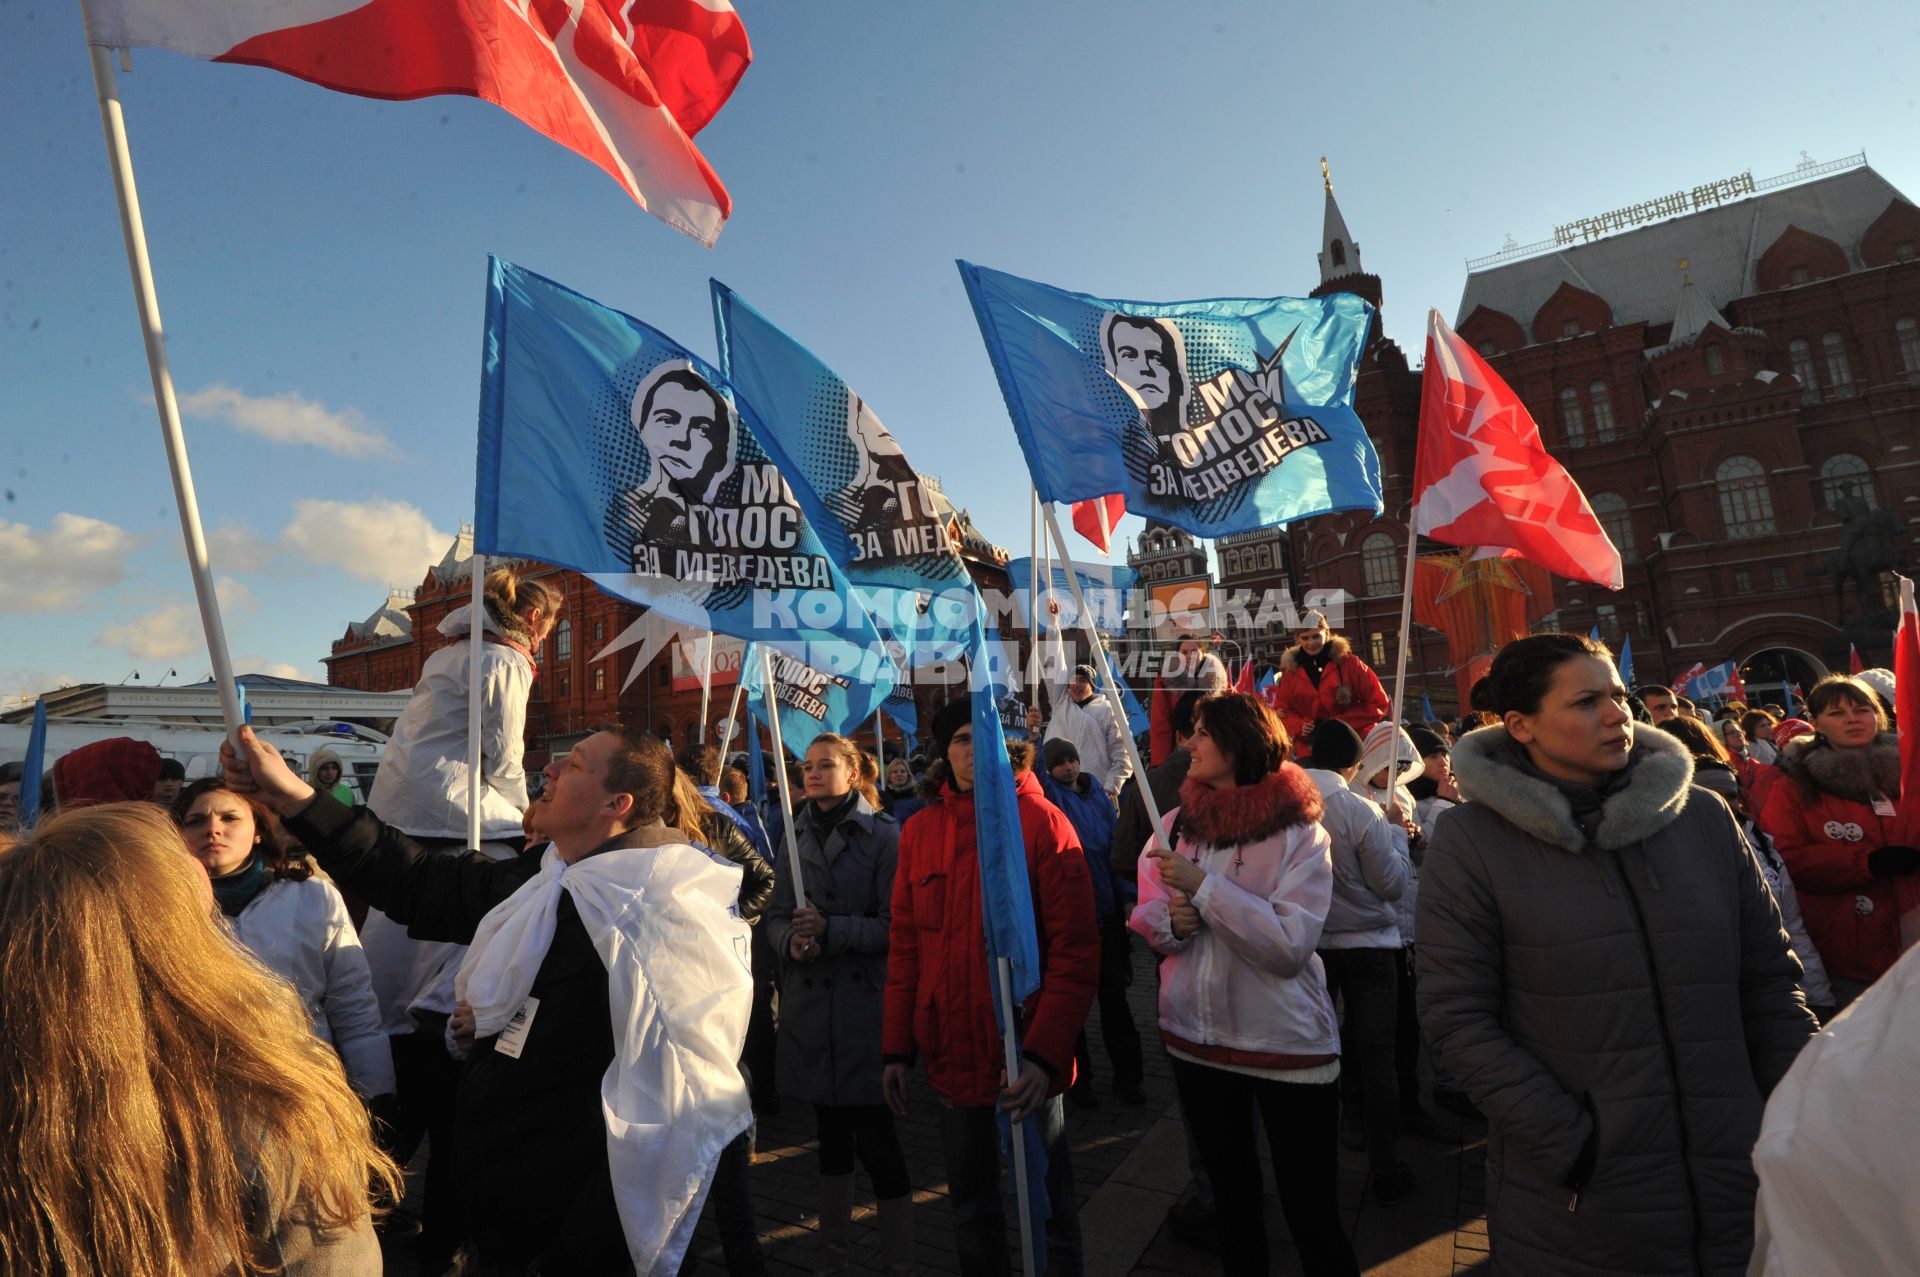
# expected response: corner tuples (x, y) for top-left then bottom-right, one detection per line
(716, 678), (746, 762)
(465, 554), (487, 850)
(1383, 518), (1423, 811)
(874, 710), (885, 777)
(1039, 504), (1167, 842)
(997, 956), (1040, 1277)
(83, 20), (244, 744)
(1028, 489), (1042, 712)
(760, 647), (808, 908)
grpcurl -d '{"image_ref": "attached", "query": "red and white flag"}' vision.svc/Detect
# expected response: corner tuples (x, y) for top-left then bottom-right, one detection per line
(1893, 577), (1920, 948)
(84, 0), (751, 246)
(1413, 310), (1624, 590)
(1072, 494), (1126, 554)
(1850, 643), (1866, 675)
(1672, 662), (1706, 698)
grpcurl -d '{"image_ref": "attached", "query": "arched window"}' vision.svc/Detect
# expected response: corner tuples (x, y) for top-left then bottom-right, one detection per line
(1716, 456), (1776, 539)
(1589, 492), (1637, 563)
(1822, 331), (1852, 396)
(1588, 380), (1616, 442)
(555, 618), (572, 662)
(1897, 316), (1920, 380)
(1361, 532), (1400, 596)
(1558, 386), (1585, 447)
(1704, 344), (1725, 375)
(1788, 338), (1818, 403)
(1330, 238), (1346, 268)
(1820, 454), (1877, 512)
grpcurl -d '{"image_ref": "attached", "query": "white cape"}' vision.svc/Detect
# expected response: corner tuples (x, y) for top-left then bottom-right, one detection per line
(457, 833), (753, 1276)
(1749, 943), (1920, 1276)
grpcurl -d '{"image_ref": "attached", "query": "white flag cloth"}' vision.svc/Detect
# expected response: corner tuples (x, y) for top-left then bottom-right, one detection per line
(1748, 942), (1920, 1276)
(457, 830), (753, 1275)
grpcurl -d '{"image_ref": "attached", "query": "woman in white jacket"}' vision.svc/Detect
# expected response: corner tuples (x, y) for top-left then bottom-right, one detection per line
(1132, 692), (1360, 1277)
(174, 779), (394, 1100)
(368, 565), (561, 845)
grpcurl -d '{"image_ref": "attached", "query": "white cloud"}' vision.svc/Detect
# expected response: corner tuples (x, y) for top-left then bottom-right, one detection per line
(95, 578), (255, 663)
(0, 513), (138, 612)
(234, 656), (319, 683)
(205, 523), (275, 573)
(2, 669), (79, 710)
(98, 602), (201, 661)
(281, 498), (452, 586)
(179, 383), (401, 460)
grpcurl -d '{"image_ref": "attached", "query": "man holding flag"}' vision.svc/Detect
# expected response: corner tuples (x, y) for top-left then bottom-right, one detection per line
(882, 699), (1099, 1276)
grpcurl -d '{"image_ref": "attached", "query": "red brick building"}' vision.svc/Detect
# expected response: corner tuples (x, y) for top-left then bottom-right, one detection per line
(326, 488), (1016, 766)
(1289, 155), (1920, 713)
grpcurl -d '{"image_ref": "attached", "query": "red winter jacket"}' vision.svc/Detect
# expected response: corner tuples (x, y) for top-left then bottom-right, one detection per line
(1264, 635), (1389, 748)
(882, 769), (1099, 1106)
(1755, 736), (1907, 984)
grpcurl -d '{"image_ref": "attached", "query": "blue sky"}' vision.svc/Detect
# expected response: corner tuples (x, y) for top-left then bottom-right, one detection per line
(3, 0), (1916, 702)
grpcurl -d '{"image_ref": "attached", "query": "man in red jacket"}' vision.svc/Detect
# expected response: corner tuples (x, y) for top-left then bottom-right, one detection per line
(882, 699), (1099, 1276)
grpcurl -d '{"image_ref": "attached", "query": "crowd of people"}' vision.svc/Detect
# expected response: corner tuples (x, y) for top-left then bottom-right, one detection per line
(2, 587), (1916, 1276)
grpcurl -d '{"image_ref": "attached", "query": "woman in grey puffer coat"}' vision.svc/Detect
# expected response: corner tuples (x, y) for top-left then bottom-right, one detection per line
(1415, 634), (1818, 1277)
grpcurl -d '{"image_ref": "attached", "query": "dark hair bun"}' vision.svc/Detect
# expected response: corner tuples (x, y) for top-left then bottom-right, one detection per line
(1480, 633), (1612, 717)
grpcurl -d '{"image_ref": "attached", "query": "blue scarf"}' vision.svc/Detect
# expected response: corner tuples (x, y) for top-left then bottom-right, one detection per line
(211, 855), (271, 918)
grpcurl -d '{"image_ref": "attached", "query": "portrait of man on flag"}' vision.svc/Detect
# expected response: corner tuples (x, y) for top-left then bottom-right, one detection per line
(1101, 311), (1192, 458)
(609, 360), (742, 558)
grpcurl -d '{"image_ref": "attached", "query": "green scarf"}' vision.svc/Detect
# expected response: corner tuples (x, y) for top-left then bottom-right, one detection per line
(211, 855), (271, 918)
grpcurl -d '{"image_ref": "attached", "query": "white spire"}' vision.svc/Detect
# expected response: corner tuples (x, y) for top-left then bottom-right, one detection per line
(1317, 157), (1361, 284)
(1667, 276), (1729, 348)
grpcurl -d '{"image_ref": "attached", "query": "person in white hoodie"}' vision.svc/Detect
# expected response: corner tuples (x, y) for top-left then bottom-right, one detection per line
(363, 563), (561, 1268)
(1303, 720), (1418, 1207)
(172, 778), (394, 1101)
(1031, 661), (1133, 799)
(1132, 692), (1361, 1276)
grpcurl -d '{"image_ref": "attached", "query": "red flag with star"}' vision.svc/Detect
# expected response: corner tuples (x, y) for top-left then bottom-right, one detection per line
(1413, 310), (1624, 590)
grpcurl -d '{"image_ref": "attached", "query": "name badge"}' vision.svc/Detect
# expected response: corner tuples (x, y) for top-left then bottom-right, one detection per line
(1872, 793), (1897, 818)
(493, 996), (539, 1060)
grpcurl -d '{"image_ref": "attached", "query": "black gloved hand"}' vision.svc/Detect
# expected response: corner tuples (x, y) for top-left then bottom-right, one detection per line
(1867, 844), (1920, 876)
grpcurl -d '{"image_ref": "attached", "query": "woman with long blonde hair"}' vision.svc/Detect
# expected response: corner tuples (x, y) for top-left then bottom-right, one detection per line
(0, 802), (398, 1275)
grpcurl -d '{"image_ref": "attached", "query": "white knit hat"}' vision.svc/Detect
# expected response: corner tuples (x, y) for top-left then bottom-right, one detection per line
(1357, 722), (1423, 791)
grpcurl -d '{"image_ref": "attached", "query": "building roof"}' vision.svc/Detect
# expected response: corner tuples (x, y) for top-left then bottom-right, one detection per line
(1319, 183), (1362, 284)
(1457, 165), (1908, 334)
(347, 589), (414, 642)
(1644, 278), (1733, 359)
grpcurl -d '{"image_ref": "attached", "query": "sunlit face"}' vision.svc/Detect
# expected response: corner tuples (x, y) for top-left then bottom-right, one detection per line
(1642, 691), (1677, 723)
(1721, 724), (1747, 751)
(1186, 714), (1236, 789)
(315, 761), (341, 786)
(1295, 628), (1327, 655)
(947, 726), (975, 789)
(1421, 752), (1452, 785)
(538, 732), (622, 841)
(639, 379), (726, 486)
(1109, 319), (1172, 410)
(885, 759), (912, 789)
(1504, 656), (1634, 786)
(1813, 696), (1880, 750)
(1069, 674), (1093, 700)
(180, 789), (261, 878)
(803, 742), (855, 803)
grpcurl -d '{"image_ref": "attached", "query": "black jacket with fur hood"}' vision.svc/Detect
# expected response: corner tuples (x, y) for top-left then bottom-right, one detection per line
(1415, 724), (1816, 1277)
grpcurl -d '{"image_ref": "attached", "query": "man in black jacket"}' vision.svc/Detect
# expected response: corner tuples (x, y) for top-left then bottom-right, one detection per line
(223, 723), (753, 1275)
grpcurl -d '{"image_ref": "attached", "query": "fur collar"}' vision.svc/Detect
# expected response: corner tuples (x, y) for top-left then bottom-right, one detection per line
(1450, 723), (1694, 853)
(1280, 633), (1350, 673)
(1177, 764), (1323, 847)
(1777, 733), (1900, 804)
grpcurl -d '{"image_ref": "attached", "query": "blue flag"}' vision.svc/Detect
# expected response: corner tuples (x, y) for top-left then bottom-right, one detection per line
(18, 697), (47, 830)
(1619, 634), (1635, 688)
(1421, 693), (1437, 726)
(958, 261), (1383, 537)
(880, 690), (917, 738)
(1003, 556), (1138, 637)
(712, 283), (979, 661)
(476, 258), (892, 683)
(746, 713), (767, 808)
(1589, 625), (1602, 644)
(742, 643), (894, 758)
(965, 619), (1043, 1005)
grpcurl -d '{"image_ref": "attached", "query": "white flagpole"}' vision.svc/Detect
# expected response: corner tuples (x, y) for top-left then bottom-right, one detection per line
(466, 554), (487, 850)
(997, 956), (1040, 1277)
(1039, 504), (1166, 842)
(1384, 513), (1422, 812)
(697, 632), (714, 742)
(83, 26), (243, 744)
(760, 647), (807, 909)
(874, 710), (885, 777)
(1028, 489), (1042, 712)
(716, 677), (746, 762)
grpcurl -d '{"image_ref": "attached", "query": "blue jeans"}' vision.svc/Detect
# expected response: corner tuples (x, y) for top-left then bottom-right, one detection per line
(936, 1095), (1081, 1276)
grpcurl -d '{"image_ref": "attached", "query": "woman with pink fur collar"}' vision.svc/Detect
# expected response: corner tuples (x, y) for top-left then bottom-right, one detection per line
(1131, 692), (1359, 1276)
